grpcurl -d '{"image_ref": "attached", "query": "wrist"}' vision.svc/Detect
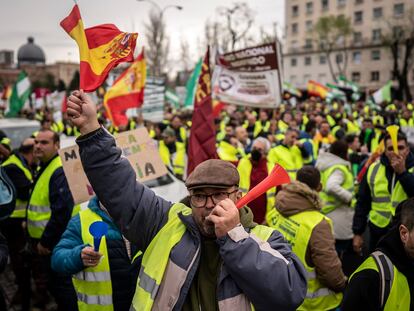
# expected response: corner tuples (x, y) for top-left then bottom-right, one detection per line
(80, 120), (101, 135)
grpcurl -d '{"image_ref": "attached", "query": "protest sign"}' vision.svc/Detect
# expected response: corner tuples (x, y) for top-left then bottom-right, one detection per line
(212, 42), (283, 108)
(59, 128), (167, 204)
(140, 76), (165, 122)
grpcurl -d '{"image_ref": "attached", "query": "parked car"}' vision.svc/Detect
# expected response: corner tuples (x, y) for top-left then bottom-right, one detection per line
(0, 118), (39, 149)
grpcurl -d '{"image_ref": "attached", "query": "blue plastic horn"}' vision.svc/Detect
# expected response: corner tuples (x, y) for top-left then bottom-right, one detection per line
(89, 221), (108, 252)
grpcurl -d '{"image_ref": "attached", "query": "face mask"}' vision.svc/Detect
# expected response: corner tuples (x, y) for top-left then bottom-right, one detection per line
(251, 149), (262, 161)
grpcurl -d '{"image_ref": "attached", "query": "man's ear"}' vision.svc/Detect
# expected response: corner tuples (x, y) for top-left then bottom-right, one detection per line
(316, 183), (323, 192)
(400, 224), (409, 245)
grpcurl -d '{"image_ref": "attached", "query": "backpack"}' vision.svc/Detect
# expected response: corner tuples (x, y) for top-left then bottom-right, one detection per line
(0, 166), (16, 220)
(371, 251), (394, 311)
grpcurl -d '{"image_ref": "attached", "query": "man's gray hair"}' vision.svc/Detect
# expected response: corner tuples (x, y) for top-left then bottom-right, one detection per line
(252, 137), (271, 154)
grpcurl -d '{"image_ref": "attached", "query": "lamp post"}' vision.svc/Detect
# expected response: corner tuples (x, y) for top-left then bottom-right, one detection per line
(137, 0), (182, 76)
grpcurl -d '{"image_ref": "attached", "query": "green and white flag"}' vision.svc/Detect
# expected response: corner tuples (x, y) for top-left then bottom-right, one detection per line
(6, 71), (31, 117)
(184, 58), (202, 108)
(326, 83), (347, 103)
(373, 81), (392, 104)
(165, 88), (180, 108)
(283, 81), (302, 97)
(338, 75), (361, 101)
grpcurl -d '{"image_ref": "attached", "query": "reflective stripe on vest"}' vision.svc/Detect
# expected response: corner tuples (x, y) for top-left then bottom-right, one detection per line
(320, 164), (354, 214)
(268, 144), (303, 180)
(2, 154), (32, 218)
(132, 203), (275, 311)
(367, 162), (413, 228)
(350, 255), (410, 310)
(237, 157), (276, 218)
(217, 141), (240, 162)
(72, 208), (113, 311)
(269, 210), (342, 310)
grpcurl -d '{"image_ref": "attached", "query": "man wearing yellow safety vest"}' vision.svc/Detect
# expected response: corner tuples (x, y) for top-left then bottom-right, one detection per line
(1, 138), (35, 306)
(268, 128), (308, 180)
(170, 115), (188, 145)
(342, 198), (414, 310)
(28, 129), (79, 310)
(158, 128), (186, 180)
(67, 90), (307, 311)
(353, 131), (414, 254)
(269, 166), (347, 311)
(52, 196), (141, 311)
(237, 137), (275, 224)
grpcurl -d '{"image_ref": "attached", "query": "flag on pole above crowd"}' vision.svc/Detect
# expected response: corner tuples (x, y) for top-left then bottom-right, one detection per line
(283, 82), (302, 98)
(372, 80), (392, 104)
(337, 75), (361, 101)
(103, 50), (146, 127)
(6, 71), (31, 117)
(1, 85), (12, 101)
(60, 5), (138, 92)
(184, 58), (202, 108)
(307, 80), (329, 99)
(326, 83), (347, 103)
(187, 48), (218, 175)
(165, 89), (180, 109)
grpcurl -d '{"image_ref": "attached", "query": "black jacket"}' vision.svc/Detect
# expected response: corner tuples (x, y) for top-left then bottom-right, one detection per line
(3, 152), (32, 201)
(342, 227), (414, 310)
(353, 153), (414, 235)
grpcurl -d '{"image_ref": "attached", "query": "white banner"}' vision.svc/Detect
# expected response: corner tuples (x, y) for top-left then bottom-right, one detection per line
(140, 76), (165, 122)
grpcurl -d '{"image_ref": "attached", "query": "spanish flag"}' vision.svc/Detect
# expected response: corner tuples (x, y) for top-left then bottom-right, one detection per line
(103, 51), (146, 127)
(307, 80), (329, 99)
(60, 5), (138, 92)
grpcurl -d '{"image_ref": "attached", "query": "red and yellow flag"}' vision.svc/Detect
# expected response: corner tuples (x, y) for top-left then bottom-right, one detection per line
(60, 5), (138, 92)
(307, 80), (329, 99)
(103, 51), (146, 127)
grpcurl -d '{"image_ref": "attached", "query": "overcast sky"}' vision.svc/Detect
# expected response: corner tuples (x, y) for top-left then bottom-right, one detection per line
(0, 0), (284, 67)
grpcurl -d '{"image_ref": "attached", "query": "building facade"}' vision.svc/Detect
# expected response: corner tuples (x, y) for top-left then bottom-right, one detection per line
(283, 0), (414, 92)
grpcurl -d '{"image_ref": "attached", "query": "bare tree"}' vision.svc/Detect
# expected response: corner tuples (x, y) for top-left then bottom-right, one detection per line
(179, 37), (192, 72)
(381, 6), (414, 100)
(144, 9), (170, 76)
(313, 15), (353, 82)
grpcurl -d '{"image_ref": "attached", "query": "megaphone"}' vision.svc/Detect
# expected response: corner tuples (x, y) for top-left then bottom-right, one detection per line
(386, 125), (400, 154)
(236, 164), (291, 209)
(89, 221), (108, 252)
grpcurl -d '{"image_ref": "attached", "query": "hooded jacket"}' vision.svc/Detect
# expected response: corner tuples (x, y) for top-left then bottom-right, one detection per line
(316, 152), (354, 240)
(276, 181), (347, 292)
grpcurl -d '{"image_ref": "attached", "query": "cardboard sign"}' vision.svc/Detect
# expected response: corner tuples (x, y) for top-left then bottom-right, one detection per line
(59, 128), (168, 204)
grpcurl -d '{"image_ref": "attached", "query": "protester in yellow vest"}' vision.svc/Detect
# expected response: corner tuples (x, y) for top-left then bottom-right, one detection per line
(268, 128), (307, 179)
(0, 138), (35, 306)
(269, 166), (346, 311)
(342, 198), (414, 311)
(217, 135), (245, 165)
(158, 128), (186, 180)
(399, 109), (414, 127)
(314, 121), (336, 154)
(52, 196), (140, 311)
(67, 89), (308, 311)
(170, 115), (187, 145)
(237, 137), (275, 224)
(28, 129), (80, 310)
(353, 131), (414, 254)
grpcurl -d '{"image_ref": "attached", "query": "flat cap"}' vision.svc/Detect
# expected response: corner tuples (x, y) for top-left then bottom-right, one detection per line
(185, 159), (239, 190)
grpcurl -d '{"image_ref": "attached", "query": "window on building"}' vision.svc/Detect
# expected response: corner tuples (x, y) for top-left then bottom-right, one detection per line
(353, 32), (362, 43)
(373, 7), (383, 19)
(318, 73), (327, 83)
(320, 55), (327, 64)
(353, 51), (361, 64)
(371, 71), (380, 81)
(305, 39), (313, 49)
(355, 0), (363, 4)
(291, 58), (297, 67)
(306, 2), (313, 14)
(305, 57), (312, 65)
(322, 0), (329, 11)
(354, 11), (363, 24)
(371, 50), (381, 60)
(292, 5), (299, 16)
(352, 72), (361, 82)
(336, 53), (343, 64)
(304, 74), (312, 84)
(306, 20), (313, 32)
(394, 3), (404, 16)
(372, 29), (382, 42)
(337, 0), (346, 7)
(290, 40), (298, 52)
(292, 23), (298, 34)
(290, 75), (297, 84)
(393, 26), (403, 37)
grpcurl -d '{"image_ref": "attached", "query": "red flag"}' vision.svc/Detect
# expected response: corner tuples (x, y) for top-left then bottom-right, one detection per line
(187, 48), (218, 175)
(60, 5), (138, 92)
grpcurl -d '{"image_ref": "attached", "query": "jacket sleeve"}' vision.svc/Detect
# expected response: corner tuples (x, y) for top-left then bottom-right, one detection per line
(40, 167), (75, 250)
(341, 269), (380, 311)
(0, 231), (8, 273)
(353, 172), (372, 235)
(51, 215), (85, 275)
(217, 225), (307, 310)
(77, 128), (172, 251)
(308, 219), (346, 292)
(397, 170), (414, 198)
(325, 169), (353, 204)
(3, 164), (31, 201)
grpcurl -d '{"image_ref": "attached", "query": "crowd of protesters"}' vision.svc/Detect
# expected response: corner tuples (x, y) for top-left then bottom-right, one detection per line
(0, 94), (413, 310)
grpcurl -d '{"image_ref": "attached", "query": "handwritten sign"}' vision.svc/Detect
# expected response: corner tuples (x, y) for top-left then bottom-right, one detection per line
(59, 128), (167, 204)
